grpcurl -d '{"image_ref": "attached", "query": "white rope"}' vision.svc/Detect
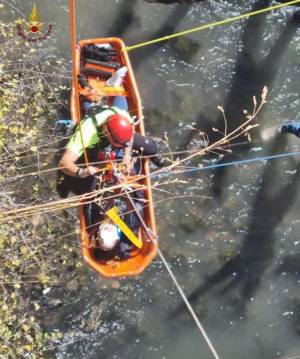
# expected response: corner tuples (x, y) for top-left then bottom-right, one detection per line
(157, 247), (220, 359)
(123, 186), (221, 359)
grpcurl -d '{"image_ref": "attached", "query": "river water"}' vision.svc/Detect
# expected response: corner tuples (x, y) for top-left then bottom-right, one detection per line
(3, 0), (300, 358)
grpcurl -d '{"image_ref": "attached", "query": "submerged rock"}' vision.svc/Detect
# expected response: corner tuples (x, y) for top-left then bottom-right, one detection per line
(48, 298), (63, 309)
(66, 278), (79, 292)
(180, 212), (205, 233)
(85, 303), (106, 332)
(172, 36), (200, 62)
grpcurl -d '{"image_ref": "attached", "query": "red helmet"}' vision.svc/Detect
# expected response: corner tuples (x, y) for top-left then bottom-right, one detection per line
(104, 114), (133, 147)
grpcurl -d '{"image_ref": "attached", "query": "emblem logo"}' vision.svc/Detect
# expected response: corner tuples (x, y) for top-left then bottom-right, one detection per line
(16, 4), (52, 42)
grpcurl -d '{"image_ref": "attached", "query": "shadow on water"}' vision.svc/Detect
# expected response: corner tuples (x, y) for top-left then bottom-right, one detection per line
(275, 254), (300, 278)
(171, 134), (300, 318)
(179, 0), (299, 194)
(105, 0), (138, 38)
(275, 255), (300, 337)
(210, 0), (299, 197)
(131, 4), (190, 69)
(276, 0), (300, 6)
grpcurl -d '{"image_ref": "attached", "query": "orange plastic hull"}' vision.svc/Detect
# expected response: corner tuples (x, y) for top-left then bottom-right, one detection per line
(71, 38), (158, 277)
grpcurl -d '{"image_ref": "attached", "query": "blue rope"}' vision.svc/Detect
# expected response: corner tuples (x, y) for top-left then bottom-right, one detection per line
(153, 150), (300, 179)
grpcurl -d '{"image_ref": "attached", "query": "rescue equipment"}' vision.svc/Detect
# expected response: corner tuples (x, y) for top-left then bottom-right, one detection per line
(71, 38), (158, 277)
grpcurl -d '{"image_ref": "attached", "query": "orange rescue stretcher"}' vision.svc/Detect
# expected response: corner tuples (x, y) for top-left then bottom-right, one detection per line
(70, 37), (158, 277)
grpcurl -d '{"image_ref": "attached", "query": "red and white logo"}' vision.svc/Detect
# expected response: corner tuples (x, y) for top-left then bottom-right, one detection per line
(16, 4), (52, 42)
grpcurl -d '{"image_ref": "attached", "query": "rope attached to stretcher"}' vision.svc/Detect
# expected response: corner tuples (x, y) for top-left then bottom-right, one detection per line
(152, 150), (300, 179)
(124, 0), (300, 52)
(123, 186), (220, 359)
(69, 0), (89, 166)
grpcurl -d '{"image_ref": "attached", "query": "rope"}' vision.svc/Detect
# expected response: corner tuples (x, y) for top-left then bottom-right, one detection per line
(69, 0), (89, 166)
(154, 150), (300, 179)
(123, 186), (220, 359)
(125, 0), (300, 52)
(157, 248), (220, 359)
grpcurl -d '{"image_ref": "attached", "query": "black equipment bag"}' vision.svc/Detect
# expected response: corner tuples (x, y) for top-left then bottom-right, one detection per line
(83, 66), (112, 79)
(83, 45), (118, 62)
(85, 58), (120, 70)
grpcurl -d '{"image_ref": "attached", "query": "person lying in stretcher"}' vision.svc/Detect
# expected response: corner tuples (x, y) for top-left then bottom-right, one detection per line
(85, 187), (145, 259)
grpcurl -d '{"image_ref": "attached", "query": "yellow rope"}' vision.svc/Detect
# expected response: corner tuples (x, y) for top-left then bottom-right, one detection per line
(125, 0), (300, 52)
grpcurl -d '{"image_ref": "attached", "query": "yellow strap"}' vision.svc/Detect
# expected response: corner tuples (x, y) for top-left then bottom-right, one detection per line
(106, 206), (143, 249)
(125, 0), (300, 52)
(80, 86), (127, 97)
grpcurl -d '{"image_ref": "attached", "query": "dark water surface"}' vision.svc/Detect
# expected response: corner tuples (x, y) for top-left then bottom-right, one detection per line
(3, 0), (300, 358)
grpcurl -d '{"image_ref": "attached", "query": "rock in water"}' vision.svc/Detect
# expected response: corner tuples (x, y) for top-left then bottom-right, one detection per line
(173, 36), (200, 62)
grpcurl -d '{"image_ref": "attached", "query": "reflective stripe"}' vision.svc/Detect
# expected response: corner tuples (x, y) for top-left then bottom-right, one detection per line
(94, 107), (133, 126)
(66, 107), (133, 157)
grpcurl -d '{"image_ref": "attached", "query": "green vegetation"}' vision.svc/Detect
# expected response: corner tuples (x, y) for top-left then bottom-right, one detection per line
(0, 16), (81, 358)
